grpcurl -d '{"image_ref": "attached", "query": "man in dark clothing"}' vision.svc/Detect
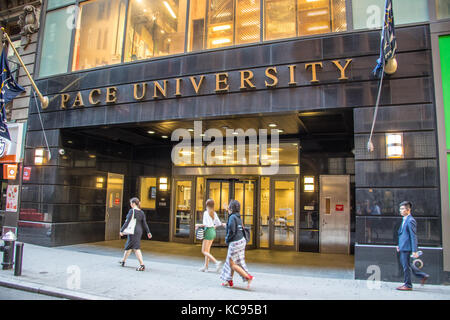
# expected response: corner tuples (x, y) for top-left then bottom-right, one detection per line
(396, 201), (429, 290)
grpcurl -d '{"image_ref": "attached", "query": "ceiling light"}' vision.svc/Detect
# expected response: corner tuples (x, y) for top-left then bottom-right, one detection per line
(213, 25), (231, 32)
(163, 1), (177, 19)
(269, 123), (277, 127)
(277, 129), (284, 133)
(188, 128), (194, 132)
(148, 130), (155, 134)
(162, 135), (169, 139)
(212, 38), (231, 45)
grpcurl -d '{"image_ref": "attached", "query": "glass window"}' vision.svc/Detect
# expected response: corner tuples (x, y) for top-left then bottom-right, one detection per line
(207, 0), (235, 49)
(187, 0), (207, 51)
(124, 0), (187, 62)
(352, 0), (429, 30)
(437, 0), (450, 19)
(139, 177), (157, 209)
(298, 0), (346, 36)
(39, 8), (73, 77)
(72, 0), (127, 71)
(264, 0), (296, 41)
(47, 0), (75, 10)
(236, 0), (261, 45)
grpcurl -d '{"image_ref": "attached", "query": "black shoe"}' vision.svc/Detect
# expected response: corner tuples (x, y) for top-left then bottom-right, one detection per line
(119, 260), (125, 267)
(136, 265), (145, 271)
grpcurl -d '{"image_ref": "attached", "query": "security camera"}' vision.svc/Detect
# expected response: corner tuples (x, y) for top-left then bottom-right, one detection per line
(58, 149), (65, 156)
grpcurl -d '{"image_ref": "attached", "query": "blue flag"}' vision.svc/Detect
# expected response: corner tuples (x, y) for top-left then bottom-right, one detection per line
(0, 48), (25, 141)
(373, 0), (397, 78)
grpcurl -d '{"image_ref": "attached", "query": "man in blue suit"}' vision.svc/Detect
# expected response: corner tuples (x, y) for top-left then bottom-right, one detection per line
(396, 201), (429, 290)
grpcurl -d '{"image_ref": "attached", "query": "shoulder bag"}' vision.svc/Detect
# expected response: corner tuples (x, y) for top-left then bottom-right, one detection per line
(122, 209), (137, 235)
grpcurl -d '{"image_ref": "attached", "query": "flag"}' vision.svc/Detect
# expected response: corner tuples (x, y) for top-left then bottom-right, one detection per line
(373, 0), (397, 78)
(0, 48), (25, 141)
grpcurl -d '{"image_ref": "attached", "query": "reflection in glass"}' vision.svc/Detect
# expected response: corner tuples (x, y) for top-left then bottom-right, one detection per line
(174, 180), (192, 239)
(206, 181), (230, 245)
(264, 0), (296, 41)
(187, 0), (207, 51)
(207, 0), (234, 49)
(437, 0), (450, 19)
(236, 0), (261, 45)
(39, 9), (73, 77)
(298, 0), (347, 36)
(72, 0), (127, 71)
(259, 177), (270, 248)
(274, 180), (295, 246)
(47, 0), (75, 10)
(124, 0), (187, 62)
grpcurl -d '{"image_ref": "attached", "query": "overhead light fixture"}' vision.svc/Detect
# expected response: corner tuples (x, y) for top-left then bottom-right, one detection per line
(269, 123), (277, 128)
(277, 129), (284, 133)
(89, 155), (96, 159)
(188, 128), (194, 132)
(386, 133), (404, 159)
(162, 135), (169, 139)
(163, 1), (177, 19)
(148, 130), (155, 134)
(213, 25), (231, 32)
(307, 25), (329, 32)
(159, 177), (168, 191)
(307, 10), (328, 17)
(212, 38), (231, 45)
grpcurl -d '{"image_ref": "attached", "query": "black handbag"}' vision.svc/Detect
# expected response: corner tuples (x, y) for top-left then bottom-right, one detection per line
(241, 222), (250, 242)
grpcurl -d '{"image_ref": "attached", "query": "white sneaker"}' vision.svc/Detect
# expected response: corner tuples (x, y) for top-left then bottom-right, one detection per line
(215, 261), (223, 273)
(199, 266), (208, 272)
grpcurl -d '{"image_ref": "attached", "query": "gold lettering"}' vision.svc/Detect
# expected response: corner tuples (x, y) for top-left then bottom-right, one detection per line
(240, 70), (256, 90)
(190, 76), (205, 94)
(72, 92), (85, 108)
(175, 78), (182, 97)
(305, 62), (323, 83)
(89, 89), (101, 105)
(332, 59), (353, 80)
(215, 73), (229, 92)
(106, 87), (118, 103)
(60, 93), (70, 109)
(265, 67), (278, 87)
(153, 80), (168, 99)
(288, 65), (297, 85)
(133, 83), (147, 100)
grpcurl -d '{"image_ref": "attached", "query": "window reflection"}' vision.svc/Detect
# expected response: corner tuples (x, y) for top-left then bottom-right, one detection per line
(264, 0), (296, 41)
(72, 0), (127, 71)
(124, 0), (187, 62)
(298, 0), (347, 36)
(207, 0), (234, 49)
(436, 0), (450, 19)
(236, 0), (261, 44)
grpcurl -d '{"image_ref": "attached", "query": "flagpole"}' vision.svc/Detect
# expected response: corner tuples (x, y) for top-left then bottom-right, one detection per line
(1, 27), (49, 109)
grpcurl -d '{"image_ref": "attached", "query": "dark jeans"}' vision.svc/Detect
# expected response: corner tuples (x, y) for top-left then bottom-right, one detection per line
(399, 251), (429, 288)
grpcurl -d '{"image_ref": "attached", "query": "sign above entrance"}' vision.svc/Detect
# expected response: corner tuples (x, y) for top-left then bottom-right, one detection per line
(57, 59), (353, 110)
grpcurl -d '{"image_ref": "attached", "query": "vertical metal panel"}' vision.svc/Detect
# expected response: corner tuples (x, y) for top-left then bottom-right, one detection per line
(105, 173), (124, 241)
(319, 175), (350, 254)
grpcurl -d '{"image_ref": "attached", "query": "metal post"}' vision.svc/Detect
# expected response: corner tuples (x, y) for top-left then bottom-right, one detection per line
(14, 242), (23, 276)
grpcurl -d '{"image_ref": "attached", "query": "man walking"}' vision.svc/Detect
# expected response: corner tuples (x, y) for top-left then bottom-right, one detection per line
(396, 201), (429, 291)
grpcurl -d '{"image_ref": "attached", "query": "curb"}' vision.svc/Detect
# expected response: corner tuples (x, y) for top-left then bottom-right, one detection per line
(0, 276), (112, 300)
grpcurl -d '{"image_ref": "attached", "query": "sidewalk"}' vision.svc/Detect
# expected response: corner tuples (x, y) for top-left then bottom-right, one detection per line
(0, 241), (449, 300)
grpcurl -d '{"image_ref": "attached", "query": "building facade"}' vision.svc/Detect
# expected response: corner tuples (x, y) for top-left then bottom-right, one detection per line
(16, 0), (450, 284)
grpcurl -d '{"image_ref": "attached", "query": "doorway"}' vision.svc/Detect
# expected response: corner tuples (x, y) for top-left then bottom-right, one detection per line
(205, 179), (257, 246)
(105, 173), (124, 241)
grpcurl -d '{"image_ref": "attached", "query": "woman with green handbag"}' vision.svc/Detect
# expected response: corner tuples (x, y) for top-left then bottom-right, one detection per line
(195, 199), (226, 272)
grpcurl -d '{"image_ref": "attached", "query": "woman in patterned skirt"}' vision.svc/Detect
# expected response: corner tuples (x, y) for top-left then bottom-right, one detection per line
(220, 199), (254, 289)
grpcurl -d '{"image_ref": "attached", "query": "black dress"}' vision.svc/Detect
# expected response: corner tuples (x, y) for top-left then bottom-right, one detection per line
(120, 209), (151, 250)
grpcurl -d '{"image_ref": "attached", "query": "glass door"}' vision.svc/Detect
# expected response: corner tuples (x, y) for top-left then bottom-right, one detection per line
(206, 180), (231, 245)
(173, 179), (194, 243)
(270, 178), (297, 250)
(235, 180), (256, 247)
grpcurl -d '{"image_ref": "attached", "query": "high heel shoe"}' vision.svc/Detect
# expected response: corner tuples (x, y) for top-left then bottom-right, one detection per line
(246, 274), (254, 289)
(136, 265), (145, 271)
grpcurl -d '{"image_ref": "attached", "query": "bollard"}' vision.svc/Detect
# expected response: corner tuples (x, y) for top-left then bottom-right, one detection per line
(14, 242), (24, 276)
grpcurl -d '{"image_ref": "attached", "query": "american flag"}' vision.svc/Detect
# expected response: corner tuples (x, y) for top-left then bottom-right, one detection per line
(0, 48), (25, 141)
(373, 0), (397, 78)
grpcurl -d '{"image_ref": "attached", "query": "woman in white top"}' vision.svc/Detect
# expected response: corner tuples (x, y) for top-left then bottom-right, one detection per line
(196, 199), (226, 272)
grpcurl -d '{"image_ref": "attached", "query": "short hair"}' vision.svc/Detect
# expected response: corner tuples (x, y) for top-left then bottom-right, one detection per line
(205, 198), (215, 209)
(228, 199), (241, 213)
(130, 197), (140, 208)
(399, 201), (412, 210)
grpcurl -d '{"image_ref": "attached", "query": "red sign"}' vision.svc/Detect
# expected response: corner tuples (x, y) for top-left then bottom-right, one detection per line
(114, 198), (120, 205)
(23, 167), (31, 181)
(336, 204), (344, 211)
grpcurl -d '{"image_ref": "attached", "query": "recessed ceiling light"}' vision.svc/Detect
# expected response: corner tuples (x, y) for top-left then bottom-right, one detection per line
(277, 129), (284, 133)
(148, 130), (155, 134)
(232, 131), (239, 135)
(188, 128), (194, 132)
(269, 123), (277, 127)
(162, 135), (168, 139)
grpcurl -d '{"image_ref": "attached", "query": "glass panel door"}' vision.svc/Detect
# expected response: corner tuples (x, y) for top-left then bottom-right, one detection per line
(234, 180), (256, 246)
(206, 180), (230, 245)
(173, 180), (194, 242)
(271, 179), (297, 249)
(259, 177), (270, 248)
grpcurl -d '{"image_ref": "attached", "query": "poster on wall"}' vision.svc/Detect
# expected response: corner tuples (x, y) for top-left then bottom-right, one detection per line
(6, 185), (19, 212)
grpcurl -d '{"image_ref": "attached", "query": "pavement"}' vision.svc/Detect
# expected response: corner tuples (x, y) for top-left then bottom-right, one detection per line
(0, 240), (449, 300)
